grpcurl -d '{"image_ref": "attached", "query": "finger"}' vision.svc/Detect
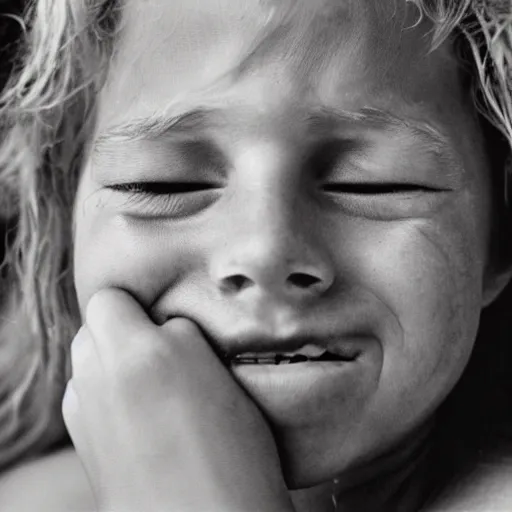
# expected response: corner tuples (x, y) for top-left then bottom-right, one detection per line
(61, 379), (80, 434)
(69, 324), (106, 404)
(162, 317), (227, 372)
(61, 379), (101, 491)
(85, 287), (156, 359)
(70, 325), (97, 377)
(161, 317), (208, 351)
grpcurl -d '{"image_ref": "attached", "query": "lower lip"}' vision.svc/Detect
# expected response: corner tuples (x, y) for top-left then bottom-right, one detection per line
(230, 360), (361, 426)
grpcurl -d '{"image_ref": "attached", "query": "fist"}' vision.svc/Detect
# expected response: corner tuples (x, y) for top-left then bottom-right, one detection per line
(62, 288), (294, 512)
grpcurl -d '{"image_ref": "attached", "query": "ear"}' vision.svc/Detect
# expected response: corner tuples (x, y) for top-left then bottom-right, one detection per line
(482, 264), (512, 308)
(483, 154), (512, 308)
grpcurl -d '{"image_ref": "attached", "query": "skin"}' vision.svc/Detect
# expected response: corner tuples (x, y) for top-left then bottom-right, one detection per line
(69, 0), (511, 509)
(62, 292), (297, 512)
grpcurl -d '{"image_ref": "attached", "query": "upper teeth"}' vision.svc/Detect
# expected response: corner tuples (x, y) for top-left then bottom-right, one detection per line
(237, 344), (327, 358)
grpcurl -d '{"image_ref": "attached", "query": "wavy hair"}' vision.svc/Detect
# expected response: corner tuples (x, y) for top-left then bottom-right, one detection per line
(0, 0), (510, 481)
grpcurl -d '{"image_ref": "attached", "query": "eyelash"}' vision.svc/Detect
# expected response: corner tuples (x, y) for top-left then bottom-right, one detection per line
(109, 181), (441, 196)
(108, 182), (217, 194)
(323, 183), (443, 194)
(106, 182), (219, 217)
(107, 180), (446, 221)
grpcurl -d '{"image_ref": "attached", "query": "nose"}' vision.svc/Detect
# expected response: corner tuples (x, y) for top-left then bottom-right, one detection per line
(212, 237), (333, 299)
(209, 163), (335, 302)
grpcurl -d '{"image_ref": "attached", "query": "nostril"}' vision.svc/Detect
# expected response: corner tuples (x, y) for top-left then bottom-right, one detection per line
(287, 272), (322, 289)
(222, 274), (254, 292)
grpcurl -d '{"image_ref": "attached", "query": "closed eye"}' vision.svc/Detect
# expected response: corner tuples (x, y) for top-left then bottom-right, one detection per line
(323, 183), (447, 194)
(107, 182), (219, 194)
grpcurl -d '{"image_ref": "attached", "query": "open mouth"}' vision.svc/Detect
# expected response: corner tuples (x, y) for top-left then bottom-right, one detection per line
(230, 347), (357, 365)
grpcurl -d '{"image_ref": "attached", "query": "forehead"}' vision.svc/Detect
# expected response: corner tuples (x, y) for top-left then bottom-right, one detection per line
(98, 0), (462, 135)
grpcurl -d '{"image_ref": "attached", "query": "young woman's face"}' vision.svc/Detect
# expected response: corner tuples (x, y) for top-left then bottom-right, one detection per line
(74, 0), (503, 487)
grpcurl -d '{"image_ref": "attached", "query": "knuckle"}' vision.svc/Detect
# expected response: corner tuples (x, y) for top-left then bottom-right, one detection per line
(85, 288), (119, 327)
(85, 290), (106, 327)
(61, 379), (79, 424)
(164, 317), (202, 341)
(70, 325), (87, 354)
(162, 318), (209, 359)
(70, 326), (94, 371)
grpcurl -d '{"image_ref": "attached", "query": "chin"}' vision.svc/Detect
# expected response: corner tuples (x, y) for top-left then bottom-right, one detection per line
(275, 428), (356, 489)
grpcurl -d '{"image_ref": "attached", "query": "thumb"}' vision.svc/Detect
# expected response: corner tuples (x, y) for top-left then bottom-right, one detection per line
(85, 287), (156, 349)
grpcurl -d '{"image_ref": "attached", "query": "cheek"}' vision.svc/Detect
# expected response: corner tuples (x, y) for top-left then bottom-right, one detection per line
(73, 206), (199, 317)
(352, 210), (487, 416)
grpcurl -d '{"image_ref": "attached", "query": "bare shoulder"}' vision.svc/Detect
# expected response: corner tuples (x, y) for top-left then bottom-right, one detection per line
(0, 447), (96, 512)
(428, 456), (512, 512)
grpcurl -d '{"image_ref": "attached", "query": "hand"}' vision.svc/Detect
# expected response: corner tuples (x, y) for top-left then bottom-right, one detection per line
(62, 288), (295, 512)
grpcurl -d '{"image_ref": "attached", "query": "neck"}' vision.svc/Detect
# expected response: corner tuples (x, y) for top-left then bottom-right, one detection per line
(289, 420), (436, 512)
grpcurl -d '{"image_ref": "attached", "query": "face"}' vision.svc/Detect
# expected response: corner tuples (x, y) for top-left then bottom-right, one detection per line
(74, 0), (503, 489)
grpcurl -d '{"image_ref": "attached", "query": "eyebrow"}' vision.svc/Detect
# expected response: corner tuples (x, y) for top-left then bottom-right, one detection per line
(94, 104), (459, 165)
(309, 106), (453, 153)
(95, 107), (220, 148)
